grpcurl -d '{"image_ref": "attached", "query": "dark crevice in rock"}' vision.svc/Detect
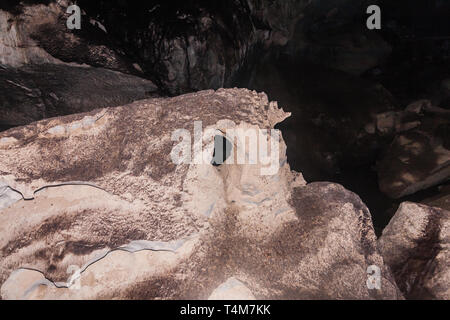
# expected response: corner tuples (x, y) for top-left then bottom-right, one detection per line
(211, 135), (232, 167)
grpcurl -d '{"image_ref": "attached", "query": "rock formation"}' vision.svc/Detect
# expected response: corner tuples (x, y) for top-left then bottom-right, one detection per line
(379, 202), (450, 299)
(1, 0), (388, 96)
(0, 89), (401, 299)
(0, 0), (448, 301)
(0, 1), (137, 74)
(0, 63), (158, 130)
(377, 100), (450, 199)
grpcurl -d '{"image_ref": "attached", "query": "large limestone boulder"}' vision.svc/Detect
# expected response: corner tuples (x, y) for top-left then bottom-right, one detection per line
(0, 88), (401, 299)
(0, 63), (158, 130)
(378, 202), (450, 299)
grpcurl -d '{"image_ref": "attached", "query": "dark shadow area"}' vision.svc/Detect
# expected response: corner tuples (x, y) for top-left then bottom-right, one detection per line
(211, 135), (233, 167)
(235, 0), (450, 234)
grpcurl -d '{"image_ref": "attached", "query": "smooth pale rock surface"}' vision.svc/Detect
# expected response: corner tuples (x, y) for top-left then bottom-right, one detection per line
(0, 88), (401, 299)
(0, 181), (22, 210)
(378, 202), (450, 299)
(208, 277), (256, 300)
(1, 238), (198, 300)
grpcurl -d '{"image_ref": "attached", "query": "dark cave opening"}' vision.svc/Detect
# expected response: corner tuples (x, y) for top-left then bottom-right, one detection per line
(256, 49), (449, 235)
(255, 55), (402, 235)
(211, 135), (233, 167)
(233, 0), (450, 235)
